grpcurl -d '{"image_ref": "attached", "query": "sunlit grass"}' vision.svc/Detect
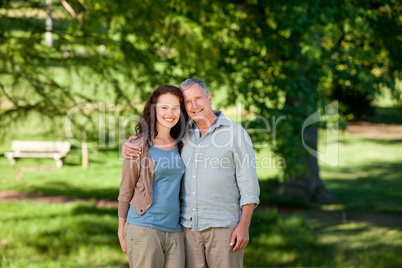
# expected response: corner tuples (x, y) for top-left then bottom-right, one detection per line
(319, 132), (402, 213)
(0, 148), (122, 200)
(0, 202), (126, 268)
(246, 209), (402, 267)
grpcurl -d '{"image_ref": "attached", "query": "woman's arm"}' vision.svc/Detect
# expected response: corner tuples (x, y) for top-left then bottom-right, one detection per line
(118, 157), (141, 217)
(118, 144), (142, 254)
(118, 217), (127, 254)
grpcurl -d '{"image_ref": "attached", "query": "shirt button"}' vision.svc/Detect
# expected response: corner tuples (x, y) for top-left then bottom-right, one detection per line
(193, 175), (195, 178)
(192, 192), (195, 194)
(192, 208), (195, 211)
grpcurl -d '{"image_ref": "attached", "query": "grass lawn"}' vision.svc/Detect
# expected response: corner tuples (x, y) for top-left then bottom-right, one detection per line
(0, 202), (125, 268)
(1, 105), (402, 267)
(321, 134), (402, 213)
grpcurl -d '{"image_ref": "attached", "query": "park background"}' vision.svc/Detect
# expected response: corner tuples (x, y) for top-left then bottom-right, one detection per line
(0, 0), (401, 267)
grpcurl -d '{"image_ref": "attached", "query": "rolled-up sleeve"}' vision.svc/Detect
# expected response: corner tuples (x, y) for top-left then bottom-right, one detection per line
(118, 158), (140, 218)
(234, 128), (260, 208)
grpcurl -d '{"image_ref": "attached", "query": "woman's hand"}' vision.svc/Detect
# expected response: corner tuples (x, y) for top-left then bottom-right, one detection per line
(118, 217), (128, 254)
(121, 135), (141, 159)
(118, 230), (127, 254)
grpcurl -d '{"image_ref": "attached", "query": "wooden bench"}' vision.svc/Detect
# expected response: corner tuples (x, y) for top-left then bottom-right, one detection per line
(5, 141), (71, 168)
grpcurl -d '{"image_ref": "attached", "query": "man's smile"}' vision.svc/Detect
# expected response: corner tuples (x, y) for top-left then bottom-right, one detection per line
(193, 108), (204, 114)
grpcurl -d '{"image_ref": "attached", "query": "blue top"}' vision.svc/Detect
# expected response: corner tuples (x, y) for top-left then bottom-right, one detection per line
(180, 110), (260, 231)
(126, 145), (185, 232)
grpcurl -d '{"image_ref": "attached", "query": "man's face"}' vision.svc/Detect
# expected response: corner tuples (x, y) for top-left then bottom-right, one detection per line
(182, 84), (213, 124)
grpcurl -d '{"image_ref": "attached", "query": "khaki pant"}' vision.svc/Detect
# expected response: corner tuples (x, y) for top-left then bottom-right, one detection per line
(183, 227), (243, 268)
(124, 223), (185, 268)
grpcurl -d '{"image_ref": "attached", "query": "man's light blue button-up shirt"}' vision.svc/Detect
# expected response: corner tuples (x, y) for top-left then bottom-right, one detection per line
(180, 111), (260, 231)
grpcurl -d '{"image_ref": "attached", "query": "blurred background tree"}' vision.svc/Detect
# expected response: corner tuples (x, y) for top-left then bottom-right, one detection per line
(0, 0), (400, 202)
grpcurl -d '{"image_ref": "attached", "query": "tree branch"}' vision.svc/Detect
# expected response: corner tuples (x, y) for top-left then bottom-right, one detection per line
(61, 0), (84, 26)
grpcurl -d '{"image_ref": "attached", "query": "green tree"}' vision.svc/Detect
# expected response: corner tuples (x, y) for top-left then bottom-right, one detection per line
(1, 0), (400, 202)
(176, 0), (400, 202)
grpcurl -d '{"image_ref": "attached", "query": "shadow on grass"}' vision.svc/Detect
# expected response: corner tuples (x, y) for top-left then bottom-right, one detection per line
(365, 106), (402, 125)
(20, 203), (126, 266)
(4, 200), (401, 268)
(257, 178), (317, 209)
(337, 136), (402, 145)
(323, 161), (402, 213)
(258, 159), (402, 213)
(246, 209), (402, 267)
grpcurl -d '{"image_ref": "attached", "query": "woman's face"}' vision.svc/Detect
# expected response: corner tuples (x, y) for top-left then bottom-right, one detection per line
(155, 93), (181, 132)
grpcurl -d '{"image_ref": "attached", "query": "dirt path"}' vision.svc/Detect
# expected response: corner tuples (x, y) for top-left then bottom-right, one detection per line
(347, 122), (402, 140)
(2, 190), (402, 226)
(0, 190), (118, 209)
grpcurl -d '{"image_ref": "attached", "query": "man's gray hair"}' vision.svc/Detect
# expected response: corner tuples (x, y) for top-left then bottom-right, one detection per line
(179, 78), (209, 97)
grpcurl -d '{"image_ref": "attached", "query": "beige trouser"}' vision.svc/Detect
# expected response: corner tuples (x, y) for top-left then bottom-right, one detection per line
(183, 227), (244, 268)
(124, 223), (185, 268)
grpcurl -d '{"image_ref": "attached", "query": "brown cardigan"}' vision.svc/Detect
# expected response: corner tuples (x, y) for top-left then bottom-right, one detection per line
(118, 136), (155, 218)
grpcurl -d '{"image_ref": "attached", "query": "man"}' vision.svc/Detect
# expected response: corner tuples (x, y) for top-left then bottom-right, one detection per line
(122, 79), (260, 267)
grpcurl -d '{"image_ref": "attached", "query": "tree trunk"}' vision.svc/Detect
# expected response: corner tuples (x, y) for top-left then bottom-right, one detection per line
(275, 92), (337, 204)
(275, 124), (336, 203)
(45, 0), (53, 47)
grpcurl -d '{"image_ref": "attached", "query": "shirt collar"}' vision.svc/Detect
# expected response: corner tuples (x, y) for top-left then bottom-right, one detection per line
(213, 110), (230, 127)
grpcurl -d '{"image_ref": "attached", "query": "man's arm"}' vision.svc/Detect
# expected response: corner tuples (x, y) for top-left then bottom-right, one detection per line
(230, 203), (254, 251)
(121, 135), (141, 159)
(231, 126), (260, 251)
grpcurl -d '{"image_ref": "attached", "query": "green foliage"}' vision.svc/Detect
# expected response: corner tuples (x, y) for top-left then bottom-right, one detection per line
(0, 0), (400, 184)
(198, 0), (401, 179)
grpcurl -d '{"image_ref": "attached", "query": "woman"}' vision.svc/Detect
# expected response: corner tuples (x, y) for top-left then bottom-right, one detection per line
(117, 85), (188, 268)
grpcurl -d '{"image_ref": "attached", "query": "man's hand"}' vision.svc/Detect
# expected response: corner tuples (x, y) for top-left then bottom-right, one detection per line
(230, 203), (254, 251)
(121, 135), (141, 159)
(230, 222), (250, 251)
